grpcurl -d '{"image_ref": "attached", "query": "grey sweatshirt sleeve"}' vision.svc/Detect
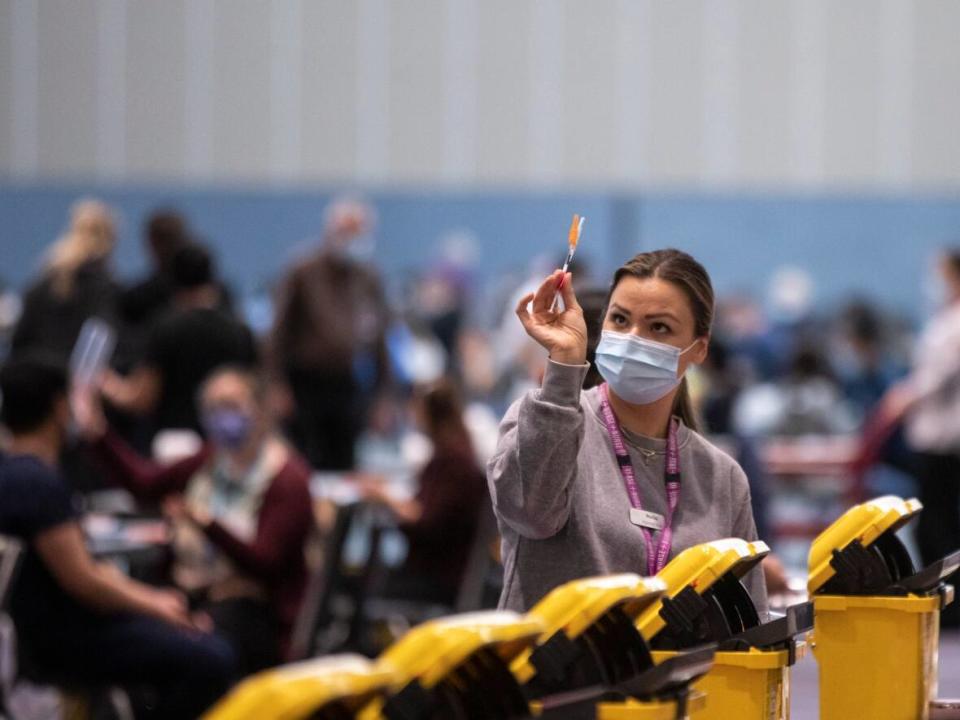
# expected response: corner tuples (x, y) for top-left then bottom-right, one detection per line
(487, 359), (590, 540)
(730, 464), (770, 618)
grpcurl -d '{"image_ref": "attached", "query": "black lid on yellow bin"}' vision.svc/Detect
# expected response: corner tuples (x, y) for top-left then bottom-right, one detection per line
(204, 654), (396, 720)
(808, 495), (960, 598)
(512, 574), (666, 695)
(636, 539), (769, 649)
(361, 611), (543, 720)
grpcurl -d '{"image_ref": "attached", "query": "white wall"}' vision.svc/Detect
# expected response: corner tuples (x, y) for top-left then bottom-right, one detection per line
(1, 0), (958, 190)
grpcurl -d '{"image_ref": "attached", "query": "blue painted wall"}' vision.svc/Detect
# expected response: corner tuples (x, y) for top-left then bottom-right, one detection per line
(3, 182), (959, 326)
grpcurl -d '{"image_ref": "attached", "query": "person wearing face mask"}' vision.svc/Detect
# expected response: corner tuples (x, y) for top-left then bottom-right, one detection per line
(0, 357), (236, 718)
(488, 249), (768, 613)
(267, 196), (392, 471)
(80, 365), (313, 674)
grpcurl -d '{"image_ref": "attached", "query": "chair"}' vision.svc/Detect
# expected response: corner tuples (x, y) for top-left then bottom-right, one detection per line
(453, 498), (500, 612)
(354, 497), (502, 653)
(288, 502), (360, 661)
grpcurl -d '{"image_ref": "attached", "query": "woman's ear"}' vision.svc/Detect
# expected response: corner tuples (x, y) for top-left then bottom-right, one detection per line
(691, 336), (710, 365)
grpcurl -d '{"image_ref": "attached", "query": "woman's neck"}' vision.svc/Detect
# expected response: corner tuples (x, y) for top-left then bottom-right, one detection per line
(607, 387), (678, 440)
(8, 431), (60, 467)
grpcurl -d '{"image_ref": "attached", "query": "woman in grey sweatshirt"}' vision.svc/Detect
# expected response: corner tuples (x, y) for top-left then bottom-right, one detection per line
(487, 249), (768, 614)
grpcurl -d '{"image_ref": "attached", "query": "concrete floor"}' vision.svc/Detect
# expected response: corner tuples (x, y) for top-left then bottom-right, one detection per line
(789, 628), (960, 719)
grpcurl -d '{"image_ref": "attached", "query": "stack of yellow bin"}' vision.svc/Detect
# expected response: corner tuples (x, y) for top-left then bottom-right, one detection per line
(808, 495), (960, 720)
(204, 654), (396, 720)
(359, 610), (545, 719)
(513, 574), (713, 719)
(204, 611), (545, 720)
(636, 539), (812, 720)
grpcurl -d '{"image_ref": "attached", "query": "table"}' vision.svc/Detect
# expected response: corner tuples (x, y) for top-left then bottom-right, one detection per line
(83, 514), (170, 567)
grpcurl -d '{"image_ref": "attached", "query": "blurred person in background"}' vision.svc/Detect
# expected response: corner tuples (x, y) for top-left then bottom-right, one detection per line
(734, 342), (858, 438)
(0, 357), (234, 718)
(698, 339), (771, 540)
(79, 365), (313, 673)
(101, 243), (257, 439)
(120, 210), (190, 331)
(836, 301), (907, 416)
(836, 301), (917, 493)
(11, 199), (120, 363)
(110, 210), (192, 455)
(116, 209), (190, 363)
(411, 230), (478, 367)
(778, 344), (857, 435)
(697, 338), (789, 594)
(867, 249), (960, 628)
(268, 197), (391, 470)
(713, 294), (778, 383)
(360, 378), (488, 605)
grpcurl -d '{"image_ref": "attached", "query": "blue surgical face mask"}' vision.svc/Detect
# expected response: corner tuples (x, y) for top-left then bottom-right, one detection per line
(202, 408), (254, 449)
(595, 330), (700, 405)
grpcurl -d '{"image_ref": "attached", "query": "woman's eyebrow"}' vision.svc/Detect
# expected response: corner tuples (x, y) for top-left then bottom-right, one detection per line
(644, 311), (680, 322)
(610, 303), (631, 316)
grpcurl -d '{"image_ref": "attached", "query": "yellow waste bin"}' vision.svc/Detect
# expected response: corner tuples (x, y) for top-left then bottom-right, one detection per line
(637, 539), (812, 720)
(203, 654), (396, 720)
(358, 610), (545, 720)
(513, 574), (712, 719)
(808, 495), (960, 720)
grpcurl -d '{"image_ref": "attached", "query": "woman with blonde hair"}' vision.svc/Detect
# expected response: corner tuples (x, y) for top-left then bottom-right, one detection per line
(11, 198), (120, 362)
(45, 199), (117, 295)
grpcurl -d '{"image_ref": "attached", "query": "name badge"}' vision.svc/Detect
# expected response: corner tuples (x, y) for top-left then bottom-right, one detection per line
(630, 508), (666, 531)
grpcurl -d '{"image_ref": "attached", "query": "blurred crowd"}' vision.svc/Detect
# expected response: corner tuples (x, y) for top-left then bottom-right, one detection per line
(2, 196), (959, 716)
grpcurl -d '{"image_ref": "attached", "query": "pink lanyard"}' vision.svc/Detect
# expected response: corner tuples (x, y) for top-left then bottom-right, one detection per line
(599, 383), (681, 576)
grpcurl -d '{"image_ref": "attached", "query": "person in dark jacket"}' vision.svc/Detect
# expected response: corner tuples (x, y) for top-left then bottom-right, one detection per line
(361, 379), (488, 604)
(101, 243), (256, 436)
(11, 199), (120, 363)
(267, 198), (391, 470)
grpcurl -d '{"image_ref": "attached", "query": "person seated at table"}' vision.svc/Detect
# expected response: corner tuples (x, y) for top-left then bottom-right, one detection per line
(0, 357), (235, 719)
(360, 379), (488, 605)
(80, 365), (313, 675)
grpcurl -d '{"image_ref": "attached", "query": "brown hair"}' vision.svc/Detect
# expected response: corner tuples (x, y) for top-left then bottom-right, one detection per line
(603, 248), (714, 431)
(145, 209), (189, 272)
(417, 378), (474, 458)
(198, 364), (268, 408)
(944, 249), (960, 279)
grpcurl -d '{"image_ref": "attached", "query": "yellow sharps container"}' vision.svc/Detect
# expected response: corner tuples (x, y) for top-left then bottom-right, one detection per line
(637, 539), (812, 720)
(203, 654), (396, 720)
(358, 610), (544, 720)
(513, 574), (712, 719)
(808, 495), (959, 720)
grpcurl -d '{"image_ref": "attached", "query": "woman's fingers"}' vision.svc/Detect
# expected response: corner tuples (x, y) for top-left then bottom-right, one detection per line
(531, 270), (563, 315)
(515, 291), (535, 329)
(559, 272), (581, 312)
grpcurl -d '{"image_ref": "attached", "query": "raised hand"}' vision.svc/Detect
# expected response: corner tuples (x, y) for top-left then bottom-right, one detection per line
(515, 270), (588, 365)
(70, 382), (107, 441)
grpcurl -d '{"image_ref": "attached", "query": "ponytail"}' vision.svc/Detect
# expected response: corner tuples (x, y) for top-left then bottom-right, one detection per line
(671, 377), (701, 433)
